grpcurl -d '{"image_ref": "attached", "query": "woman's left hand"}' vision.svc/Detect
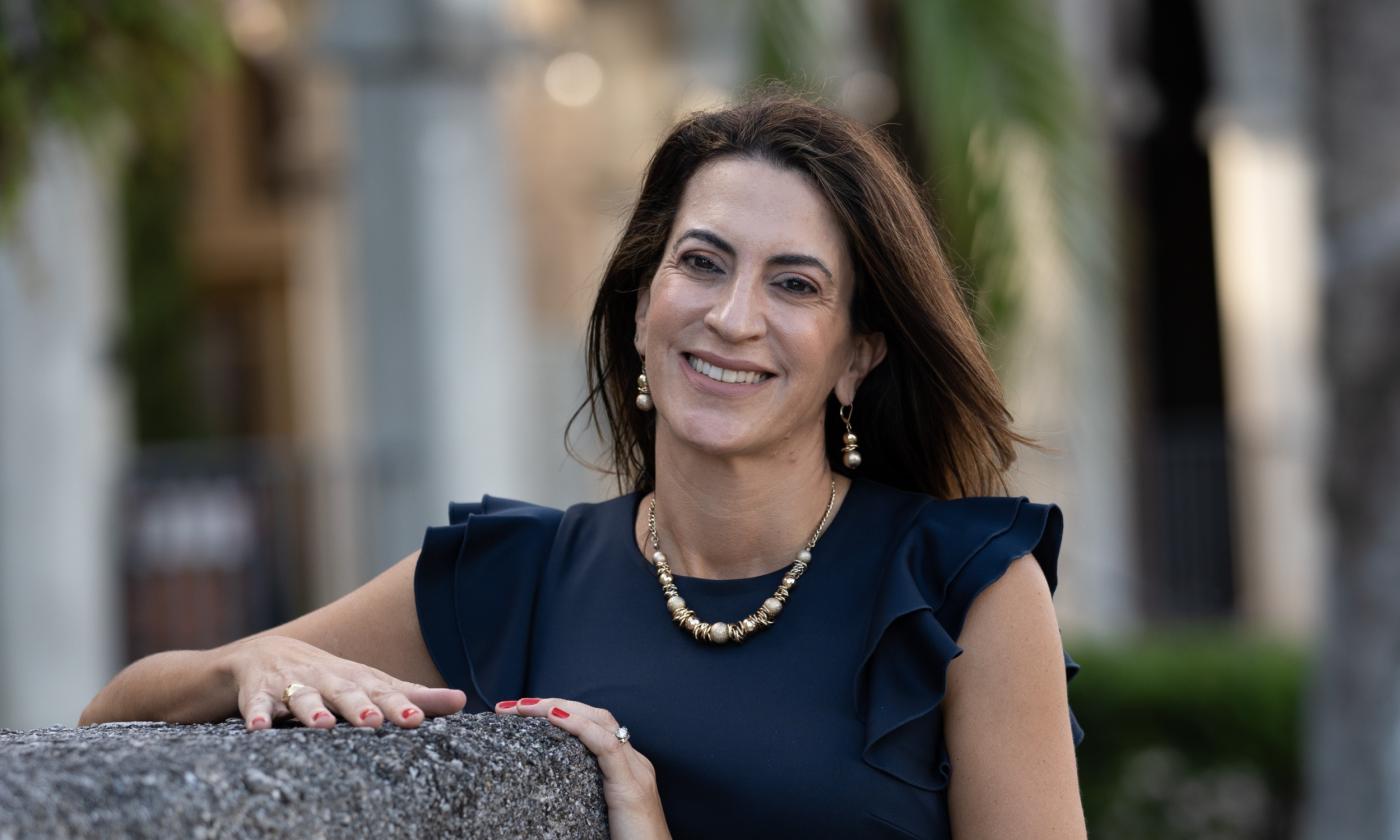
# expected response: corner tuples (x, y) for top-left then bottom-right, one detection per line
(495, 697), (670, 840)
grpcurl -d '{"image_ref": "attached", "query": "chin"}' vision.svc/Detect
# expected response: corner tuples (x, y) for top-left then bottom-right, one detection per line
(663, 413), (759, 456)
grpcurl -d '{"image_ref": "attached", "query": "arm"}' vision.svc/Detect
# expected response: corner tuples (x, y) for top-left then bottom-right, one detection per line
(80, 548), (445, 726)
(942, 553), (1087, 840)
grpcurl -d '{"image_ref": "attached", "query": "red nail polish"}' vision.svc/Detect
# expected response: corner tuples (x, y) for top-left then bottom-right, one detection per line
(519, 698), (540, 706)
(359, 709), (376, 722)
(550, 707), (570, 719)
(313, 711), (331, 723)
(497, 700), (517, 709)
(402, 708), (417, 719)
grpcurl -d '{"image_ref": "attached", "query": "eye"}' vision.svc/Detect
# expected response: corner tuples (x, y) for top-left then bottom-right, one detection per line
(779, 276), (818, 295)
(681, 253), (722, 273)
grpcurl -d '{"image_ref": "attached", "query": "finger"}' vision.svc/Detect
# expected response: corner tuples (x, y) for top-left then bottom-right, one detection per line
(285, 686), (336, 729)
(242, 690), (276, 731)
(399, 685), (467, 717)
(541, 704), (659, 811)
(368, 686), (424, 728)
(321, 682), (384, 729)
(541, 705), (637, 779)
(498, 696), (545, 715)
(506, 697), (619, 730)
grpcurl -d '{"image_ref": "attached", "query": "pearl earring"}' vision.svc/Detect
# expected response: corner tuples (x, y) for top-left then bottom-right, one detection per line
(635, 366), (653, 412)
(839, 403), (861, 469)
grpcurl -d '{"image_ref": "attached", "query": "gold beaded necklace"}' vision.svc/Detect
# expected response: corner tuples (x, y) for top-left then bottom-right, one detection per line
(645, 478), (838, 644)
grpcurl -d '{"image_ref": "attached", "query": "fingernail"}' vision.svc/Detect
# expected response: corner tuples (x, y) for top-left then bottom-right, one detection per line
(313, 711), (331, 723)
(251, 715), (267, 727)
(359, 709), (376, 722)
(550, 708), (570, 719)
(519, 698), (540, 706)
(497, 700), (517, 710)
(402, 708), (418, 720)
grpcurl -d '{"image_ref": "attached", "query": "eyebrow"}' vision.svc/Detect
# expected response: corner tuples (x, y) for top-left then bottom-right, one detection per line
(674, 227), (833, 280)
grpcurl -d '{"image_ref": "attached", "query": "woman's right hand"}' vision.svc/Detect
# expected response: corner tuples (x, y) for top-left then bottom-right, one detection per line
(222, 634), (468, 731)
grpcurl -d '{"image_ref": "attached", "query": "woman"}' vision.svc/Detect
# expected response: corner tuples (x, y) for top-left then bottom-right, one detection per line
(83, 93), (1086, 839)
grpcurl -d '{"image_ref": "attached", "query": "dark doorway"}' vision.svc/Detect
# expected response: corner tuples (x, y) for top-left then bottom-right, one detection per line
(1122, 0), (1237, 621)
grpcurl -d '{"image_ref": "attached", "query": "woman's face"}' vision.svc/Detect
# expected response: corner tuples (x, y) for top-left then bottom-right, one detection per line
(634, 156), (886, 461)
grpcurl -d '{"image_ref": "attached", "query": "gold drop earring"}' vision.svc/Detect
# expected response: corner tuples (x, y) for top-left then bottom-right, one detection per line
(635, 365), (653, 412)
(840, 403), (861, 469)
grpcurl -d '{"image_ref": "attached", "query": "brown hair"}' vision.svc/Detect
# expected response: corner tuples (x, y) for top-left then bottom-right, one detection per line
(566, 89), (1030, 499)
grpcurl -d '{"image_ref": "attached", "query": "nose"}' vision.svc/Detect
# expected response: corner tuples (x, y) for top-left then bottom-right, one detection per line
(703, 269), (767, 343)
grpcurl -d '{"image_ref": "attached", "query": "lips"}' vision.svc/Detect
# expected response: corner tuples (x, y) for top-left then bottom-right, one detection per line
(683, 352), (774, 385)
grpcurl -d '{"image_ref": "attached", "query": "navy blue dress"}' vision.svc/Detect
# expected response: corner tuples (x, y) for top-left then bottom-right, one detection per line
(415, 476), (1084, 839)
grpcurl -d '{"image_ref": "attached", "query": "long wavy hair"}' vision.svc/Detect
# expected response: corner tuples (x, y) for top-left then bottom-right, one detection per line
(566, 90), (1031, 499)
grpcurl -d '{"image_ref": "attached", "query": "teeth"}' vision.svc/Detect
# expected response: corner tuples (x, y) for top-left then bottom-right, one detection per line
(687, 354), (770, 385)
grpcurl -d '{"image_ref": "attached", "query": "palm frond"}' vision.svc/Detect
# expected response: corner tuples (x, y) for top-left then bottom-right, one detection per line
(900, 0), (1116, 348)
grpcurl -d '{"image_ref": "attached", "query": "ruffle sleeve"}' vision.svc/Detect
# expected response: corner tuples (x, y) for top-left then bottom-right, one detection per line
(854, 495), (1085, 792)
(413, 495), (563, 712)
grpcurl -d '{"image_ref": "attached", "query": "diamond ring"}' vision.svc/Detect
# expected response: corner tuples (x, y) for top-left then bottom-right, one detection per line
(614, 725), (630, 743)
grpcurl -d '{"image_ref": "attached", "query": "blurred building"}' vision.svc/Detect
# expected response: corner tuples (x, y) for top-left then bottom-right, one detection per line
(1011, 0), (1323, 638)
(0, 0), (1323, 730)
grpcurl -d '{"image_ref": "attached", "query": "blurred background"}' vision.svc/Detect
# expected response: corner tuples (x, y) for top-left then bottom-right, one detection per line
(2, 0), (1395, 837)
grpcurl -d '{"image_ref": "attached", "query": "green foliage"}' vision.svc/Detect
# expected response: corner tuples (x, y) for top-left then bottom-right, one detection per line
(0, 0), (229, 438)
(0, 0), (228, 215)
(117, 139), (211, 442)
(898, 0), (1113, 347)
(1068, 631), (1308, 839)
(751, 0), (818, 90)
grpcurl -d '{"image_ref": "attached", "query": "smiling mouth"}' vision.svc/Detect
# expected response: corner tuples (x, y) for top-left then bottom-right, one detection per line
(683, 353), (773, 385)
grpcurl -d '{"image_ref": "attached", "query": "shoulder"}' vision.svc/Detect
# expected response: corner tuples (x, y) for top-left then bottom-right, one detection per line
(856, 479), (1065, 635)
(857, 477), (1063, 557)
(417, 491), (639, 583)
(850, 479), (1079, 794)
(941, 552), (1084, 836)
(947, 553), (1061, 683)
(442, 494), (567, 529)
(425, 492), (629, 541)
(413, 491), (632, 704)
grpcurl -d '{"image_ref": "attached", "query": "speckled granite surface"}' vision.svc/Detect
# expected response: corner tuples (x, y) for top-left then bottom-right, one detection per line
(0, 712), (607, 839)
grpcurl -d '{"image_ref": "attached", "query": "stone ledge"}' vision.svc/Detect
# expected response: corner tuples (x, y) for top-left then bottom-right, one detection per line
(0, 712), (608, 839)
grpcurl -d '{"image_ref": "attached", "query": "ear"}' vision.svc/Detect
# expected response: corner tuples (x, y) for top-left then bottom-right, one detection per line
(834, 331), (887, 405)
(634, 285), (651, 358)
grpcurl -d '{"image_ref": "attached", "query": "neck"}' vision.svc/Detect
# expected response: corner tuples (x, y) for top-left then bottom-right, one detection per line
(637, 423), (850, 580)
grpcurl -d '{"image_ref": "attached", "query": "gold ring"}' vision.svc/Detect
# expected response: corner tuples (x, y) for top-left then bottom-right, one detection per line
(281, 682), (309, 705)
